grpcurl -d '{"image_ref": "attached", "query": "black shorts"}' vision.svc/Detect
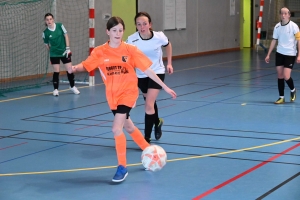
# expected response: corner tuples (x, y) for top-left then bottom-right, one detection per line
(138, 74), (165, 94)
(50, 56), (72, 65)
(275, 52), (296, 69)
(111, 105), (132, 119)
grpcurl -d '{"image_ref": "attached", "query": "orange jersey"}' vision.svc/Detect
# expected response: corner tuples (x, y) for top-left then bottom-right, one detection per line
(82, 41), (152, 109)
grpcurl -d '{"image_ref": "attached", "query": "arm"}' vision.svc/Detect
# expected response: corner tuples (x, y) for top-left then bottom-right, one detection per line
(144, 68), (176, 99)
(297, 41), (300, 63)
(62, 33), (71, 58)
(64, 33), (70, 47)
(165, 42), (173, 74)
(42, 32), (50, 51)
(72, 63), (87, 73)
(265, 39), (277, 63)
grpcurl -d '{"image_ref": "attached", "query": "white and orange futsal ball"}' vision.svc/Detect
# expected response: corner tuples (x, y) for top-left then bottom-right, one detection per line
(141, 145), (167, 171)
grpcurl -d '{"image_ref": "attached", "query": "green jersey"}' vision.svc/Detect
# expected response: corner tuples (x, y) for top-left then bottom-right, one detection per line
(43, 23), (67, 57)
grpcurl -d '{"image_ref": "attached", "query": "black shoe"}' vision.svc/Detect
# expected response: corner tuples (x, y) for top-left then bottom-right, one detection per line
(154, 118), (164, 140)
(144, 137), (151, 144)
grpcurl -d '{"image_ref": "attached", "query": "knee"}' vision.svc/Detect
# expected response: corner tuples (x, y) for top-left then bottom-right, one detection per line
(124, 124), (135, 134)
(145, 102), (154, 114)
(112, 126), (122, 136)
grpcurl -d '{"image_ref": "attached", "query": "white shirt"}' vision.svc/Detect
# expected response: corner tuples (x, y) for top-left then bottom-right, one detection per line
(126, 31), (169, 78)
(273, 20), (299, 56)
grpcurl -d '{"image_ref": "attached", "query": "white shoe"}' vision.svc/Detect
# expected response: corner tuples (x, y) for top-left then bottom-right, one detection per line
(53, 89), (59, 96)
(70, 86), (80, 94)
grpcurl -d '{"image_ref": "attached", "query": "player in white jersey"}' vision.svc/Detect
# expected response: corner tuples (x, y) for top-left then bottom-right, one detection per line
(265, 7), (300, 104)
(126, 12), (173, 143)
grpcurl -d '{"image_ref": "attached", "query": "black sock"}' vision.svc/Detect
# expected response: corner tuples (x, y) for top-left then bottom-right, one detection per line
(53, 72), (59, 89)
(285, 77), (295, 91)
(67, 71), (75, 88)
(154, 101), (159, 126)
(145, 113), (155, 138)
(278, 78), (285, 97)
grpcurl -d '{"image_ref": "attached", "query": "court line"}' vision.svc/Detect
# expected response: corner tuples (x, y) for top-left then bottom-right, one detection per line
(0, 136), (300, 177)
(201, 92), (222, 98)
(256, 171), (300, 200)
(0, 130), (112, 165)
(174, 59), (241, 73)
(163, 84), (274, 118)
(0, 142), (27, 151)
(0, 84), (103, 103)
(192, 141), (300, 200)
(74, 121), (110, 131)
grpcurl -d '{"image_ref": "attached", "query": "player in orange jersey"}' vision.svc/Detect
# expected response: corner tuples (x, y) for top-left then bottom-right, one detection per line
(72, 16), (176, 183)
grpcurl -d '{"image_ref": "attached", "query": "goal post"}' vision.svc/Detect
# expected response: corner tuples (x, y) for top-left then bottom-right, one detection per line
(0, 0), (94, 95)
(52, 0), (90, 85)
(0, 0), (52, 93)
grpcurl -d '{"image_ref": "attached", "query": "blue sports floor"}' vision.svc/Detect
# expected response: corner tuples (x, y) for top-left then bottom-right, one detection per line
(1, 49), (300, 200)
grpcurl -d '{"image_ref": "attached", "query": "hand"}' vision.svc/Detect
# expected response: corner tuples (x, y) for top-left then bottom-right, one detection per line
(297, 56), (300, 64)
(164, 87), (177, 99)
(167, 64), (173, 74)
(71, 66), (77, 73)
(265, 55), (270, 63)
(63, 47), (72, 58)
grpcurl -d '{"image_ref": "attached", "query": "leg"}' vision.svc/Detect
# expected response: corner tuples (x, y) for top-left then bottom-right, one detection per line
(63, 58), (80, 94)
(274, 66), (285, 104)
(284, 68), (295, 90)
(283, 66), (296, 102)
(52, 64), (60, 96)
(64, 62), (74, 88)
(124, 117), (150, 150)
(145, 89), (163, 140)
(112, 113), (128, 182)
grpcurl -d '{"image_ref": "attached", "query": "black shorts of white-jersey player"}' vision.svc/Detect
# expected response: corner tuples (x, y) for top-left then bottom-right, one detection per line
(127, 12), (174, 143)
(43, 13), (80, 97)
(265, 7), (300, 104)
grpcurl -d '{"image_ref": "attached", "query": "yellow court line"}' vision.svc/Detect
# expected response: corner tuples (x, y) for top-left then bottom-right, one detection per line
(1, 136), (299, 177)
(0, 84), (103, 103)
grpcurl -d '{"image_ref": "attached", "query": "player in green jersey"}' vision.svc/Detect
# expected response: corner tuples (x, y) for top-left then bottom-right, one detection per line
(43, 13), (80, 96)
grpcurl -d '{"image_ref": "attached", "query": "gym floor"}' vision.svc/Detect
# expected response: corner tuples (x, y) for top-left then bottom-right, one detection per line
(1, 49), (300, 200)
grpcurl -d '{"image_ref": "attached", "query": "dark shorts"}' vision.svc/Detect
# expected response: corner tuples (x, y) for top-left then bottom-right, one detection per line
(50, 56), (72, 65)
(275, 52), (296, 69)
(138, 74), (165, 94)
(111, 105), (132, 119)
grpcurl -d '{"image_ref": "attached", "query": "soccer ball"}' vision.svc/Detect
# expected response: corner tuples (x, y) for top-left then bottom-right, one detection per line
(141, 145), (167, 171)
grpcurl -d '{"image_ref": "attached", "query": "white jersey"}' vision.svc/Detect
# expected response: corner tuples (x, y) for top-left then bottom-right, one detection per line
(126, 31), (169, 78)
(273, 20), (299, 56)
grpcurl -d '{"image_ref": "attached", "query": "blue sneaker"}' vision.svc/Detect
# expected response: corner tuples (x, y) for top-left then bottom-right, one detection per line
(112, 165), (128, 182)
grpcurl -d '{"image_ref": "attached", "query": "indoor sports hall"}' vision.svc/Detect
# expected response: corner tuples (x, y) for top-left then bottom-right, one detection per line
(1, 0), (300, 200)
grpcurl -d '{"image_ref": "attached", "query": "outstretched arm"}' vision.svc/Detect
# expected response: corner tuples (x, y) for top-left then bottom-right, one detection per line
(144, 68), (176, 99)
(72, 63), (87, 73)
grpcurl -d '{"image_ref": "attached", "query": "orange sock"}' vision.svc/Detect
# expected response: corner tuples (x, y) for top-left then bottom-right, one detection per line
(114, 133), (127, 167)
(130, 127), (150, 150)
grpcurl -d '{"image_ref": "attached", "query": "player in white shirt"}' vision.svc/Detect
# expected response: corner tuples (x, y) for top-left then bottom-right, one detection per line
(265, 7), (300, 104)
(126, 12), (173, 143)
